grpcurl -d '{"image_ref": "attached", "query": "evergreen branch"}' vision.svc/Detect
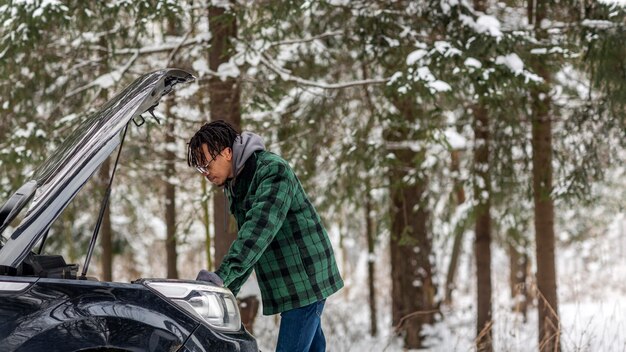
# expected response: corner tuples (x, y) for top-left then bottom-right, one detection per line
(258, 54), (389, 89)
(268, 30), (344, 47)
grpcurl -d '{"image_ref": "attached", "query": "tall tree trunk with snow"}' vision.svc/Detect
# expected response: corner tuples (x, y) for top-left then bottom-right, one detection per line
(471, 2), (493, 349)
(208, 4), (240, 268)
(361, 65), (379, 337)
(164, 18), (179, 279)
(530, 1), (561, 350)
(208, 4), (258, 332)
(531, 86), (561, 352)
(444, 149), (466, 305)
(164, 95), (179, 279)
(365, 186), (378, 337)
(473, 103), (493, 352)
(387, 101), (436, 349)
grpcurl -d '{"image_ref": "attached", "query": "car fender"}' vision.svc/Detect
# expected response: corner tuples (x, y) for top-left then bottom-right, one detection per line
(0, 279), (198, 352)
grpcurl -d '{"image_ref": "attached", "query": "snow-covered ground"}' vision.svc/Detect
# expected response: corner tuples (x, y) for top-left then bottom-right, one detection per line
(250, 216), (626, 351)
(102, 172), (625, 352)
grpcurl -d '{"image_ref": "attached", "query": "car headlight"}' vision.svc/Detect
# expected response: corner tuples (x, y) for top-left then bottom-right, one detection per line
(146, 281), (241, 332)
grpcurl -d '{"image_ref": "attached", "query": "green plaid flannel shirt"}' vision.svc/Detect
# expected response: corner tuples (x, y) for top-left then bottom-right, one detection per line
(215, 151), (343, 315)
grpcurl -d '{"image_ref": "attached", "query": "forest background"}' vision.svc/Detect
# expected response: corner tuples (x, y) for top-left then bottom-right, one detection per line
(1, 0), (625, 351)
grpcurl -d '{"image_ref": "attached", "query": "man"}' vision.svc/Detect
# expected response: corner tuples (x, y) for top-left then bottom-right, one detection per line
(187, 120), (343, 351)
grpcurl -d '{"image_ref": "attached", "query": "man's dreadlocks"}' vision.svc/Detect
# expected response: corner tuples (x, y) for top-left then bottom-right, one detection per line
(187, 120), (239, 167)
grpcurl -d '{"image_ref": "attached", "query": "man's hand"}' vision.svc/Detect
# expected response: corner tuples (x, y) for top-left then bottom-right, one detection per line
(196, 269), (224, 287)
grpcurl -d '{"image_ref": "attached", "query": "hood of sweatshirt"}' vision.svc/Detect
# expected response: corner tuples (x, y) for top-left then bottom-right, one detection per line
(231, 132), (265, 179)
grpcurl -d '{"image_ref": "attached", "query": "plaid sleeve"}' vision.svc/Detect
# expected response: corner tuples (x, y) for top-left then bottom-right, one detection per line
(216, 162), (294, 291)
(227, 266), (253, 297)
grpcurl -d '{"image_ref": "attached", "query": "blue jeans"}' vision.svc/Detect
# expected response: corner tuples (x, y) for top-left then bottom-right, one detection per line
(276, 299), (326, 352)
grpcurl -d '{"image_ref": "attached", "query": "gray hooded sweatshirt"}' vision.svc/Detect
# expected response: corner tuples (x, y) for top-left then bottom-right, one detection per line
(231, 132), (265, 180)
(224, 132), (265, 217)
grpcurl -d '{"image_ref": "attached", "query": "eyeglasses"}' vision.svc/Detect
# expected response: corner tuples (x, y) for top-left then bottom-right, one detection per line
(195, 154), (218, 174)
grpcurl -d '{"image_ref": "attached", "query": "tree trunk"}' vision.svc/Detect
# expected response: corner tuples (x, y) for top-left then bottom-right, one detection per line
(509, 236), (529, 321)
(99, 158), (113, 281)
(531, 98), (560, 351)
(389, 175), (435, 348)
(208, 4), (258, 332)
(473, 104), (493, 352)
(163, 18), (179, 279)
(532, 93), (560, 352)
(208, 4), (241, 268)
(531, 1), (561, 351)
(197, 84), (213, 271)
(164, 96), (178, 279)
(238, 296), (260, 335)
(202, 177), (213, 270)
(472, 0), (493, 348)
(444, 150), (466, 305)
(365, 187), (378, 337)
(387, 102), (436, 349)
(340, 210), (350, 298)
(509, 240), (519, 297)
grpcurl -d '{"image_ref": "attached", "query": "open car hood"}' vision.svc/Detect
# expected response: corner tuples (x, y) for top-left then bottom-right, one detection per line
(0, 69), (194, 268)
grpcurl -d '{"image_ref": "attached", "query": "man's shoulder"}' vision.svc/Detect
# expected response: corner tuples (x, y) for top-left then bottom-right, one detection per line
(256, 150), (291, 169)
(253, 151), (296, 182)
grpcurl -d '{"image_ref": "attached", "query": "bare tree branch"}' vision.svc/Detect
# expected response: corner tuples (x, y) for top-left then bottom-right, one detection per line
(166, 20), (196, 67)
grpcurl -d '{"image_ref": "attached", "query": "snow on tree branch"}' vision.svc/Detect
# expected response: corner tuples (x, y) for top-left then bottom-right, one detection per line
(89, 33), (211, 56)
(64, 50), (139, 99)
(258, 53), (389, 90)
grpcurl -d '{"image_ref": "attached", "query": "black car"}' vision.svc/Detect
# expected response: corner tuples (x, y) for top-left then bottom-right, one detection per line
(0, 69), (258, 352)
